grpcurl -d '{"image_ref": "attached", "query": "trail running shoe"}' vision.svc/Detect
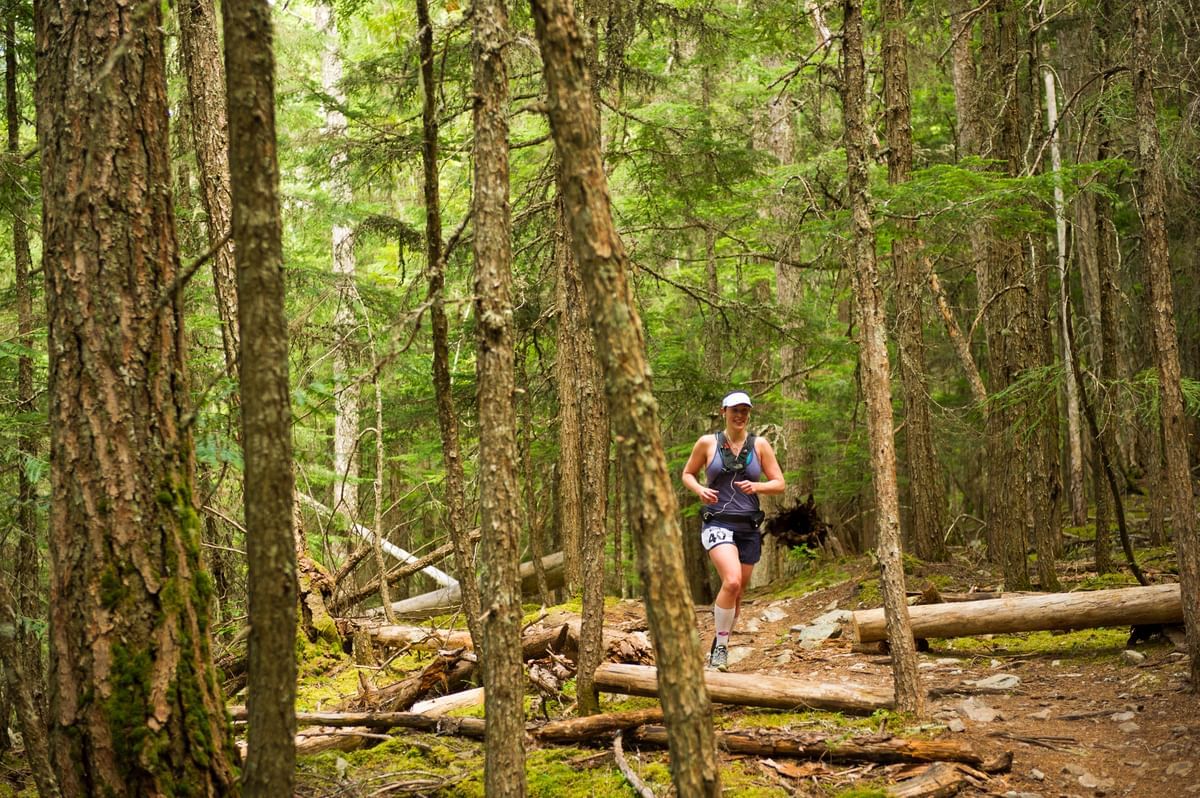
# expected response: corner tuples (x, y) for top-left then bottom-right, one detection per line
(708, 642), (728, 671)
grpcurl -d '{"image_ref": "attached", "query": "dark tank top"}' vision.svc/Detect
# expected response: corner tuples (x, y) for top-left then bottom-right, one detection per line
(703, 436), (762, 529)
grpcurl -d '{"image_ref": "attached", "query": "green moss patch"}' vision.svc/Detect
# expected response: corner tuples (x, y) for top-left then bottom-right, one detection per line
(941, 627), (1130, 657)
(775, 558), (857, 599)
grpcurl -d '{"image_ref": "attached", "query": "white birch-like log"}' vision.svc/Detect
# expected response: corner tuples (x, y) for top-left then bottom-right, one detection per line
(593, 663), (893, 714)
(852, 583), (1183, 642)
(410, 687), (486, 716)
(297, 491), (458, 588)
(362, 550), (564, 618)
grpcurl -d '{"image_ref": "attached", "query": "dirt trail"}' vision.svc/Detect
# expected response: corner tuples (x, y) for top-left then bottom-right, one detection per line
(608, 566), (1197, 797)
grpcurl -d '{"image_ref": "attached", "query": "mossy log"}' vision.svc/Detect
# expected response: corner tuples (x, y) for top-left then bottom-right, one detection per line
(851, 583), (1183, 643)
(230, 707), (1010, 773)
(629, 726), (1011, 773)
(534, 707), (665, 743)
(593, 662), (894, 714)
(229, 707), (486, 756)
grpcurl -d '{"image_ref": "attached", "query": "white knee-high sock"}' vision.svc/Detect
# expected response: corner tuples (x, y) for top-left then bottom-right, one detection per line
(713, 604), (736, 645)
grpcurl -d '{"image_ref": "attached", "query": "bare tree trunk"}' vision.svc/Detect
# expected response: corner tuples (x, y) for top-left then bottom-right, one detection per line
(417, 0), (483, 645)
(37, 0), (240, 790)
(751, 59), (799, 586)
(472, 0), (528, 792)
(3, 16), (57, 796)
(553, 184), (609, 714)
(882, 0), (947, 563)
(1131, 0), (1200, 690)
(980, 2), (1031, 589)
(612, 450), (627, 596)
(555, 204), (585, 592)
(317, 5), (361, 528)
(0, 600), (58, 798)
(1040, 43), (1086, 530)
(947, 0), (994, 545)
(1093, 0), (1123, 560)
(223, 0), (297, 794)
(531, 0), (721, 793)
(574, 217), (611, 716)
(843, 0), (923, 716)
(177, 0), (239, 381)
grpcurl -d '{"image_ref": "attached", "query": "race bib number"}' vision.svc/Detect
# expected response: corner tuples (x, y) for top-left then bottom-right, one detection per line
(702, 526), (733, 551)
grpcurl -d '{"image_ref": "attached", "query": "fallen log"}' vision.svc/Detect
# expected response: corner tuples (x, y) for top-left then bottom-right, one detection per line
(534, 707), (665, 744)
(593, 662), (894, 714)
(410, 686), (485, 716)
(851, 583), (1182, 643)
(229, 706), (486, 738)
(629, 726), (1011, 773)
(354, 617), (653, 665)
(363, 551), (565, 619)
(232, 706), (1010, 773)
(886, 762), (969, 797)
(371, 652), (476, 711)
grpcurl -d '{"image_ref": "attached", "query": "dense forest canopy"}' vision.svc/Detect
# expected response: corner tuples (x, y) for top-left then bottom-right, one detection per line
(0, 0), (1198, 793)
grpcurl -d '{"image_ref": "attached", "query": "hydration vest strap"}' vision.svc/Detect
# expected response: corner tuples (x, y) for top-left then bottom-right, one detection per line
(716, 430), (756, 473)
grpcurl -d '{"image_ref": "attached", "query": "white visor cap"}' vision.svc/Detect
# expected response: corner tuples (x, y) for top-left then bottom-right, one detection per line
(721, 391), (753, 408)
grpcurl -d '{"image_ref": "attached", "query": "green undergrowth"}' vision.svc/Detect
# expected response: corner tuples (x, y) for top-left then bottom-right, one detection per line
(0, 752), (35, 797)
(299, 738), (670, 797)
(294, 631), (436, 712)
(774, 556), (860, 598)
(832, 787), (888, 798)
(1070, 571), (1141, 590)
(724, 707), (921, 737)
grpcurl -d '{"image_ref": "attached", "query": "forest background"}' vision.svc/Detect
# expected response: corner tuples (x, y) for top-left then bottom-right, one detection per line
(0, 0), (1199, 794)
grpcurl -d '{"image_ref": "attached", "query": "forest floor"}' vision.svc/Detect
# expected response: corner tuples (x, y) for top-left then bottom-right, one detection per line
(279, 537), (1195, 798)
(677, 551), (1197, 798)
(1, 538), (1193, 797)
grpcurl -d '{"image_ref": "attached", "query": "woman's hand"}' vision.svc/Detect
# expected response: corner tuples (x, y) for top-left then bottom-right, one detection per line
(733, 480), (757, 496)
(697, 486), (719, 504)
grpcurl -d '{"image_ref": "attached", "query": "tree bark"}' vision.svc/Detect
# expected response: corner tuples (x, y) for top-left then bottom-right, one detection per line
(548, 28), (611, 716)
(843, 0), (923, 716)
(882, 0), (947, 562)
(530, 0), (722, 794)
(576, 240), (610, 716)
(472, 0), (528, 792)
(851, 583), (1184, 642)
(1131, 0), (1200, 690)
(417, 0), (483, 647)
(554, 209), (585, 594)
(980, 2), (1033, 590)
(176, 0), (239, 381)
(223, 0), (297, 794)
(36, 0), (239, 791)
